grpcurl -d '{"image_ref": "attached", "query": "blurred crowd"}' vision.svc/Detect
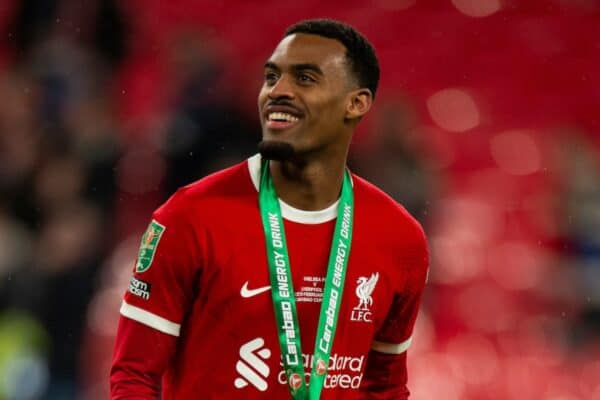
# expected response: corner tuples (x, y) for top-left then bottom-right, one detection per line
(0, 0), (599, 399)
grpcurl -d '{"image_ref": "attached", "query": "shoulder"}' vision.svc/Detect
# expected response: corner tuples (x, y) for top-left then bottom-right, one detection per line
(155, 158), (255, 220)
(352, 173), (428, 276)
(352, 173), (425, 240)
(352, 174), (429, 289)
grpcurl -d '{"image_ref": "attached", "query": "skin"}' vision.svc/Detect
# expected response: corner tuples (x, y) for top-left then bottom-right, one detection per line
(258, 33), (373, 210)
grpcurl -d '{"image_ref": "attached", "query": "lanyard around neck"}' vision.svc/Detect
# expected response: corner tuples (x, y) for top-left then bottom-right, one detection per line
(259, 159), (354, 399)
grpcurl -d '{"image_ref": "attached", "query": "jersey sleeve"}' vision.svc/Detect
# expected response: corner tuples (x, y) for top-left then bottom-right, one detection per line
(110, 316), (178, 398)
(372, 218), (428, 354)
(357, 351), (410, 399)
(359, 218), (428, 399)
(120, 193), (202, 337)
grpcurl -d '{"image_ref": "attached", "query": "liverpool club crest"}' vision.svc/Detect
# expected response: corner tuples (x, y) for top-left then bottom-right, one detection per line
(350, 272), (379, 322)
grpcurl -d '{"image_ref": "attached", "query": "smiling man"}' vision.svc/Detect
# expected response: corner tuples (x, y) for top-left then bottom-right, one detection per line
(110, 19), (429, 399)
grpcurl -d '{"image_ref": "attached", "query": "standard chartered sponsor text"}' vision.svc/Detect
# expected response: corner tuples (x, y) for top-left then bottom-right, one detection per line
(277, 353), (365, 389)
(235, 337), (366, 392)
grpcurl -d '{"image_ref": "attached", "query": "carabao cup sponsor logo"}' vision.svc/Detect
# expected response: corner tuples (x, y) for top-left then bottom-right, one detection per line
(234, 338), (272, 392)
(135, 220), (165, 273)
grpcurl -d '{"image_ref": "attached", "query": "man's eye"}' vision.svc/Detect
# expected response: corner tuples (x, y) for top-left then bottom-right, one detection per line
(264, 72), (278, 83)
(298, 74), (315, 83)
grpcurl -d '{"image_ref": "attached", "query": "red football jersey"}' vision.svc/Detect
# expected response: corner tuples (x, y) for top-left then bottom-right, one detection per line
(113, 155), (428, 399)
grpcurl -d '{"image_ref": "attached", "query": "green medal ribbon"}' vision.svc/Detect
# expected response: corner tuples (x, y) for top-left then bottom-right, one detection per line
(259, 159), (354, 400)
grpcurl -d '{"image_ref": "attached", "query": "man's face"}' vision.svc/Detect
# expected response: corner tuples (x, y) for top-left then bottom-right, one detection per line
(258, 33), (354, 157)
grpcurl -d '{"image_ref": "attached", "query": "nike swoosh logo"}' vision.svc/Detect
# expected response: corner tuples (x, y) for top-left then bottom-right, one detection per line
(241, 281), (271, 298)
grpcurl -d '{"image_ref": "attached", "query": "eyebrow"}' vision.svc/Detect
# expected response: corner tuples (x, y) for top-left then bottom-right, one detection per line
(264, 61), (324, 76)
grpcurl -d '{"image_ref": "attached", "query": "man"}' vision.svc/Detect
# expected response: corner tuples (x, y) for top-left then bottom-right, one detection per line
(110, 19), (428, 399)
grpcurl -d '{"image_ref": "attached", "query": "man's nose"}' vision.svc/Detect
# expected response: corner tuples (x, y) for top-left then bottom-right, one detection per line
(268, 76), (295, 100)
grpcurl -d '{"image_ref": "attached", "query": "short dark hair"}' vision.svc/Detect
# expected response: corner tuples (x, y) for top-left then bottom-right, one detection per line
(285, 19), (380, 98)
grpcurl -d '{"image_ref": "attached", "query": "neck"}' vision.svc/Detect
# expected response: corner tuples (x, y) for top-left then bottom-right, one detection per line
(268, 152), (347, 211)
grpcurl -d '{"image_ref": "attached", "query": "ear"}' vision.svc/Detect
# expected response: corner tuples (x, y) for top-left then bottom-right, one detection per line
(345, 89), (373, 120)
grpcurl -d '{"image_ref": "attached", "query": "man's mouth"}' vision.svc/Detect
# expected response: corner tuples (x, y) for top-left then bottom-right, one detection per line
(265, 112), (301, 130)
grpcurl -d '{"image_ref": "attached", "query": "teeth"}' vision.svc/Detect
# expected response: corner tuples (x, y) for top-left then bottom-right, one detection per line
(268, 112), (299, 122)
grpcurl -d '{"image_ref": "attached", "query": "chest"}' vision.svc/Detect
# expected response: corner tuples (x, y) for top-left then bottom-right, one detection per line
(196, 217), (399, 340)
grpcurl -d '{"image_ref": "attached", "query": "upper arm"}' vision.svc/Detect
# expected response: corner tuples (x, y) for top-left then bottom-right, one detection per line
(110, 316), (178, 398)
(358, 219), (428, 399)
(120, 197), (203, 338)
(111, 195), (204, 397)
(373, 219), (428, 354)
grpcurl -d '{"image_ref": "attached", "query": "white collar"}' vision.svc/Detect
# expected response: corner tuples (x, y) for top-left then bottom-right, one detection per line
(247, 154), (338, 224)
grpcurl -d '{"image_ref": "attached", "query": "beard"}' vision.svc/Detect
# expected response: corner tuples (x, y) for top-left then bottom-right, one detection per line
(257, 140), (296, 161)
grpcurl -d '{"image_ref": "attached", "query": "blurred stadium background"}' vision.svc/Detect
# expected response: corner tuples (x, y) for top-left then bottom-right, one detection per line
(0, 0), (599, 399)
